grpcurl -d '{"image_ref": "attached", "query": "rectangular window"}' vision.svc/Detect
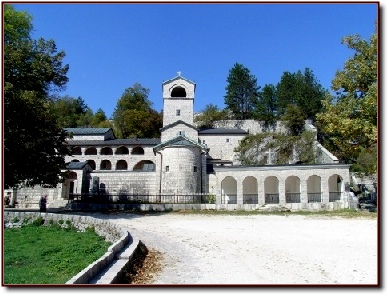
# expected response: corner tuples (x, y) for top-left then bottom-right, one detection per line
(165, 166), (169, 172)
(193, 166), (198, 172)
(226, 138), (230, 143)
(176, 109), (181, 116)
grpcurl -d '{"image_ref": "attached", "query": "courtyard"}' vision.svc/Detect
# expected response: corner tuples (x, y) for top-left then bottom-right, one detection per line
(88, 212), (378, 285)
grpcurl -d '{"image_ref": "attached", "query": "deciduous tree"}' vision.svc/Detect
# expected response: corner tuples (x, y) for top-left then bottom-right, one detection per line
(317, 23), (377, 173)
(4, 5), (70, 188)
(112, 83), (162, 138)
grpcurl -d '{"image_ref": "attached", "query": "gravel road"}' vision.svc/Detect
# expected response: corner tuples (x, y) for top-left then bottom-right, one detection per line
(88, 212), (378, 285)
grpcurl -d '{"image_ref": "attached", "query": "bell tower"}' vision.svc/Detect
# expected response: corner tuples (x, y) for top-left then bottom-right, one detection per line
(162, 72), (196, 127)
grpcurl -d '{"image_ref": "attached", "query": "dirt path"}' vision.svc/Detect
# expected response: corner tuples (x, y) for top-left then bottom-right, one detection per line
(90, 212), (378, 285)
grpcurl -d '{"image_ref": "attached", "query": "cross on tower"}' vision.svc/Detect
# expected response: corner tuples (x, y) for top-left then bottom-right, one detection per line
(177, 71), (182, 76)
(264, 148), (277, 165)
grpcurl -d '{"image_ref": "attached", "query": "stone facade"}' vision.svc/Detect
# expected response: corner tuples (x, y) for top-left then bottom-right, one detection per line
(7, 74), (351, 210)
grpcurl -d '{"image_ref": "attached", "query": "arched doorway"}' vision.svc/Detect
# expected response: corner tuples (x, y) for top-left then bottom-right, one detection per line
(285, 176), (301, 203)
(221, 176), (237, 204)
(264, 176), (279, 204)
(329, 174), (343, 201)
(243, 176), (258, 204)
(307, 175), (322, 203)
(67, 171), (77, 199)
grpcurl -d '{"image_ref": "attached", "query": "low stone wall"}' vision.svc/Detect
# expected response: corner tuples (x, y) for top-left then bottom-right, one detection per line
(3, 211), (139, 284)
(64, 201), (351, 212)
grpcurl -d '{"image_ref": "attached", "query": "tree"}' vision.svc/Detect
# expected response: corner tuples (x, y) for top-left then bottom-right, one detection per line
(49, 95), (89, 127)
(194, 104), (228, 128)
(280, 104), (306, 136)
(253, 84), (278, 128)
(224, 63), (260, 120)
(276, 68), (326, 121)
(112, 83), (162, 138)
(4, 5), (70, 188)
(317, 23), (377, 173)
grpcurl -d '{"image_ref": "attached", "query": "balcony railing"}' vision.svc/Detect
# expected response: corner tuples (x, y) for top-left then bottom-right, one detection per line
(308, 193), (322, 203)
(69, 193), (213, 204)
(221, 194), (237, 204)
(329, 192), (342, 202)
(285, 193), (301, 203)
(243, 194), (258, 204)
(265, 193), (279, 204)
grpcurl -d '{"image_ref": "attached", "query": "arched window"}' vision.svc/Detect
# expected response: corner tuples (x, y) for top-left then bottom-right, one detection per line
(87, 160), (96, 170)
(131, 146), (144, 155)
(171, 86), (186, 97)
(100, 147), (113, 155)
(100, 160), (112, 170)
(116, 146), (129, 155)
(72, 147), (82, 155)
(116, 160), (128, 170)
(85, 147), (97, 155)
(133, 160), (155, 171)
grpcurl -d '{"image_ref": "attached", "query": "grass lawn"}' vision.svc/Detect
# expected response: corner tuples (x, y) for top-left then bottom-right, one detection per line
(3, 219), (112, 285)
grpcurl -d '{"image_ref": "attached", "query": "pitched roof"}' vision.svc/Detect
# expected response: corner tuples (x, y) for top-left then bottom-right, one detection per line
(160, 120), (198, 132)
(65, 161), (89, 170)
(198, 128), (248, 135)
(153, 135), (208, 153)
(66, 138), (161, 146)
(64, 128), (112, 135)
(162, 74), (196, 86)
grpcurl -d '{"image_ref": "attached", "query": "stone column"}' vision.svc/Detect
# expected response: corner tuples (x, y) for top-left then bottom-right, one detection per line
(237, 176), (243, 205)
(257, 176), (265, 205)
(322, 175), (329, 203)
(300, 177), (308, 204)
(278, 176), (286, 205)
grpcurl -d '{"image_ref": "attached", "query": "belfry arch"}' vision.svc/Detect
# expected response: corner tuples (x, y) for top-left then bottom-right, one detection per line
(171, 86), (186, 97)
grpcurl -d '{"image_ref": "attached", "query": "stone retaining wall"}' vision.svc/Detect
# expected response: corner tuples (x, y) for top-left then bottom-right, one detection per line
(64, 201), (350, 212)
(3, 211), (138, 284)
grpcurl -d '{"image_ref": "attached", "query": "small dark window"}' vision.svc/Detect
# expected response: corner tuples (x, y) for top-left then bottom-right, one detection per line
(226, 138), (230, 143)
(193, 166), (198, 172)
(166, 166), (169, 172)
(176, 109), (181, 116)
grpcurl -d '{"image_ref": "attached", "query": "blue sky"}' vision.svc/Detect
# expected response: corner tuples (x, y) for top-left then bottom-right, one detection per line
(11, 1), (378, 118)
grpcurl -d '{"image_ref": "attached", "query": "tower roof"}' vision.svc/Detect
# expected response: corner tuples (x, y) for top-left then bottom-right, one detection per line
(162, 73), (196, 89)
(153, 134), (208, 154)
